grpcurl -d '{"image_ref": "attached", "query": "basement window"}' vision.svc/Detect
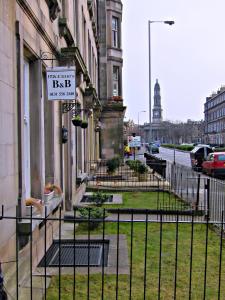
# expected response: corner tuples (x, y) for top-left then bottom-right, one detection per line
(38, 239), (109, 267)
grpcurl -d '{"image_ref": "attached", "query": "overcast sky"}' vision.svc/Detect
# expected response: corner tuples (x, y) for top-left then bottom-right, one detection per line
(122, 0), (225, 124)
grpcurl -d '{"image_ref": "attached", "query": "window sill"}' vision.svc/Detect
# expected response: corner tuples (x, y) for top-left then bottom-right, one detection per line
(19, 195), (63, 236)
(76, 173), (88, 185)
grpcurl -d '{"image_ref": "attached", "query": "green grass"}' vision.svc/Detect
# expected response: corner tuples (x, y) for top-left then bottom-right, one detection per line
(47, 192), (225, 299)
(102, 191), (190, 210)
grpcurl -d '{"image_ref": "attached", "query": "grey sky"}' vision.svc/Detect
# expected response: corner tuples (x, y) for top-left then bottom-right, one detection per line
(122, 0), (225, 124)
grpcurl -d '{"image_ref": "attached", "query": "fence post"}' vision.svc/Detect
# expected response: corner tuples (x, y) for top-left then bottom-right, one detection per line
(195, 174), (200, 211)
(205, 178), (210, 220)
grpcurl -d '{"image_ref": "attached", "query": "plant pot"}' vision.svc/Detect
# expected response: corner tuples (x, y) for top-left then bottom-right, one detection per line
(72, 118), (82, 126)
(26, 205), (38, 216)
(81, 122), (88, 129)
(43, 190), (54, 203)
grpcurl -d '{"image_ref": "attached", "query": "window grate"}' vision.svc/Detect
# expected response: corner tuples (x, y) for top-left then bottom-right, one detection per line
(38, 239), (109, 267)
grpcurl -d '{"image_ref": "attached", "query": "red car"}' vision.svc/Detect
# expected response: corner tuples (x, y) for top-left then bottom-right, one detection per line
(202, 152), (225, 177)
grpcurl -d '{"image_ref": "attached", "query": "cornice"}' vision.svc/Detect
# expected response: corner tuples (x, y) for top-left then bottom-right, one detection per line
(107, 56), (123, 63)
(61, 46), (88, 75)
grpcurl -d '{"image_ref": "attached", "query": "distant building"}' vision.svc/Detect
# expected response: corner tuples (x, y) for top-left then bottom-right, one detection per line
(143, 79), (165, 142)
(204, 86), (225, 146)
(152, 79), (163, 123)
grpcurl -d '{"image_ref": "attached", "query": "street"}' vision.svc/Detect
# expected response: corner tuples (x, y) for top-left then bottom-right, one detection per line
(129, 146), (191, 168)
(154, 146), (191, 167)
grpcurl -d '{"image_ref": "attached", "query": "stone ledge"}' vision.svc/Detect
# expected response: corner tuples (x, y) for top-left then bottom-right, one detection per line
(18, 195), (63, 236)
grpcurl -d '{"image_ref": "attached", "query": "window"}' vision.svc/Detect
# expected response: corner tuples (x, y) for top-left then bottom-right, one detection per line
(206, 154), (214, 161)
(112, 66), (119, 96)
(82, 14), (86, 63)
(218, 154), (225, 161)
(112, 17), (119, 48)
(88, 34), (92, 77)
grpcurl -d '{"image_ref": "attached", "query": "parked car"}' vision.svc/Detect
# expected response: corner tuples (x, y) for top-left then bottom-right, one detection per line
(202, 152), (225, 177)
(190, 145), (213, 171)
(148, 143), (159, 154)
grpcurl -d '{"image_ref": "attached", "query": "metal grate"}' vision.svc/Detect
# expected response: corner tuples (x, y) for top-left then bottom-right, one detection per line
(38, 239), (109, 267)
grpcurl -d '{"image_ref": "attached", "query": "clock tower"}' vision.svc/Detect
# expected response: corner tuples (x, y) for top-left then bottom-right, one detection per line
(152, 79), (163, 123)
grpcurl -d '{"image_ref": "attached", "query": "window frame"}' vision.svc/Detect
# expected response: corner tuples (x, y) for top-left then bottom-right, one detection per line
(112, 65), (120, 96)
(112, 16), (119, 48)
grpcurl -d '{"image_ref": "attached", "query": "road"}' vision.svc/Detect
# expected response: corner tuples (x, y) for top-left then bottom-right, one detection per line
(154, 147), (191, 167)
(130, 146), (191, 167)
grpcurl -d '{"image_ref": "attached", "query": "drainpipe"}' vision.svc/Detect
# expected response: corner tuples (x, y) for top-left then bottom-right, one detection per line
(96, 0), (102, 159)
(16, 21), (22, 218)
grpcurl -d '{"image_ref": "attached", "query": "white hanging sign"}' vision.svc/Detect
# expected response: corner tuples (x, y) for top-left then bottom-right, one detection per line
(128, 136), (141, 147)
(46, 66), (76, 100)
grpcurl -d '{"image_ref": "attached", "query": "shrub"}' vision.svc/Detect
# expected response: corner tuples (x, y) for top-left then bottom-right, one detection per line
(78, 207), (106, 229)
(127, 160), (142, 172)
(125, 160), (132, 166)
(177, 145), (194, 151)
(137, 164), (148, 174)
(162, 144), (194, 151)
(92, 191), (108, 206)
(213, 147), (225, 152)
(106, 156), (121, 174)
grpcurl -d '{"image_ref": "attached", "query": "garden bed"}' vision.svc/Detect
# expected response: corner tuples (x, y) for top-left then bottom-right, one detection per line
(81, 194), (113, 203)
(79, 193), (122, 205)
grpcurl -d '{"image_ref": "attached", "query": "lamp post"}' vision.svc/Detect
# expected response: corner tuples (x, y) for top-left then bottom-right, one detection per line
(138, 110), (146, 137)
(148, 20), (175, 142)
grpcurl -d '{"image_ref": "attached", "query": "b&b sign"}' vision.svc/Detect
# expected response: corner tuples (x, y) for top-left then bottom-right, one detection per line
(46, 67), (76, 100)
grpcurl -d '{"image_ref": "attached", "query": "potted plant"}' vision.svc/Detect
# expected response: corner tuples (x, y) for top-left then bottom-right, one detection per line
(44, 183), (62, 203)
(81, 120), (88, 129)
(72, 116), (82, 126)
(25, 198), (43, 215)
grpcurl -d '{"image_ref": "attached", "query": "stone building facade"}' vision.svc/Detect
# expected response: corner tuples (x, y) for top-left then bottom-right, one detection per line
(98, 0), (126, 159)
(204, 86), (225, 146)
(0, 0), (102, 294)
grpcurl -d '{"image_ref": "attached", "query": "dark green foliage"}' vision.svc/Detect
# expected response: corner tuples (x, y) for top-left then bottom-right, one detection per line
(126, 160), (140, 170)
(137, 163), (148, 174)
(72, 116), (82, 126)
(213, 147), (225, 152)
(92, 191), (108, 206)
(126, 160), (145, 173)
(106, 156), (121, 174)
(162, 144), (194, 151)
(78, 207), (106, 229)
(81, 120), (88, 129)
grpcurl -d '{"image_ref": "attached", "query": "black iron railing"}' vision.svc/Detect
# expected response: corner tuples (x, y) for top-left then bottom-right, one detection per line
(1, 206), (225, 299)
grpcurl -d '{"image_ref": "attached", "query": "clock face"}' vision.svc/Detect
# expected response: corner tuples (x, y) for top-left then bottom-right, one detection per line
(154, 111), (159, 117)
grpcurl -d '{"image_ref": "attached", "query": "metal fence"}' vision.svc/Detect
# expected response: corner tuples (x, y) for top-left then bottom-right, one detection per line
(2, 159), (225, 298)
(166, 162), (201, 204)
(1, 207), (225, 299)
(166, 161), (225, 225)
(208, 178), (225, 225)
(86, 160), (163, 190)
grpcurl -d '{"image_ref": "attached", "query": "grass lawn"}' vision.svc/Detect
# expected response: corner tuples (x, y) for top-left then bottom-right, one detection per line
(47, 192), (225, 299)
(102, 191), (190, 210)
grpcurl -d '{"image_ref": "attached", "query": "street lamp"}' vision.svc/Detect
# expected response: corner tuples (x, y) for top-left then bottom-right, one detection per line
(148, 20), (175, 142)
(138, 110), (146, 136)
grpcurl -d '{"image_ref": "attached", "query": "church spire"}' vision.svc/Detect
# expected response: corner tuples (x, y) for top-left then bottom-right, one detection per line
(152, 79), (163, 123)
